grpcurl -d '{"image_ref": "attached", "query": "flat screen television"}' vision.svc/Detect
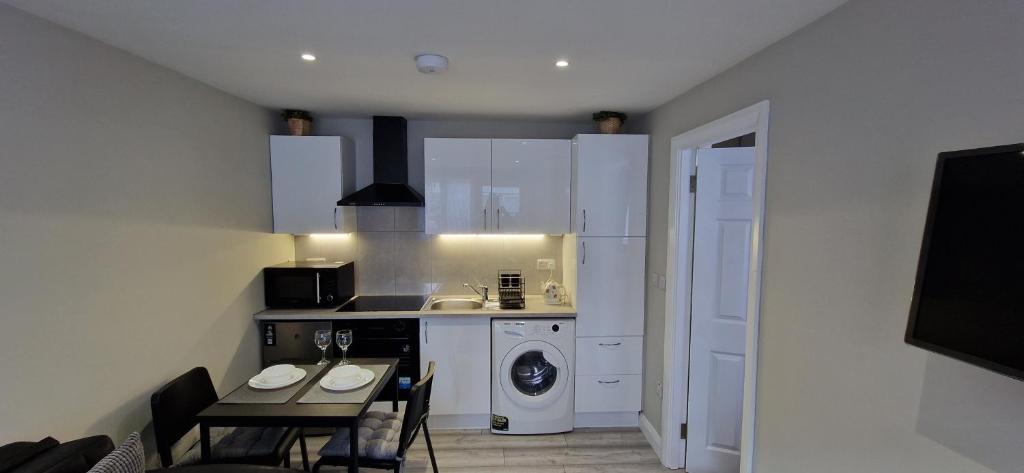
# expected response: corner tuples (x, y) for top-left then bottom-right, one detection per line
(906, 143), (1024, 380)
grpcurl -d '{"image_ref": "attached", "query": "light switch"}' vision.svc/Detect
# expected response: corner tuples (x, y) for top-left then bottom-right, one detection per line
(536, 258), (556, 270)
(657, 274), (667, 290)
(649, 272), (659, 287)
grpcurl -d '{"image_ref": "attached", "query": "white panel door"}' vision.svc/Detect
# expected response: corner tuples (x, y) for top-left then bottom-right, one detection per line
(686, 147), (755, 473)
(419, 317), (491, 416)
(424, 138), (492, 234)
(576, 237), (646, 337)
(270, 136), (354, 234)
(491, 139), (571, 234)
(573, 134), (648, 237)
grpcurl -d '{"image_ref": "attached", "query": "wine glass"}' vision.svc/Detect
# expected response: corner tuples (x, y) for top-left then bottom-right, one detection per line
(314, 330), (332, 366)
(336, 329), (353, 366)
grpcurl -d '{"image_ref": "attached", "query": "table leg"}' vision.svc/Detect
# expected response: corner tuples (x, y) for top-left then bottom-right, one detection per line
(393, 376), (400, 412)
(200, 422), (211, 463)
(348, 418), (360, 473)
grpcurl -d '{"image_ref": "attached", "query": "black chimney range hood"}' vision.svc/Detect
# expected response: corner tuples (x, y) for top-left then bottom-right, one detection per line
(338, 116), (424, 207)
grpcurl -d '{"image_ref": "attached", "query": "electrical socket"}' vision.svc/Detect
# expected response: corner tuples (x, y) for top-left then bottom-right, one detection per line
(536, 258), (556, 270)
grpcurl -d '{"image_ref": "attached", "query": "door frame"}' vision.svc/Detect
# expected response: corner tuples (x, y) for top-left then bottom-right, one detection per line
(660, 100), (770, 471)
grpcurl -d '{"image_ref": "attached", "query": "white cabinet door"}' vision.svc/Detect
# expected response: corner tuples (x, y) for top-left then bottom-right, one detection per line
(419, 317), (491, 416)
(491, 139), (571, 234)
(572, 134), (648, 237)
(576, 237), (646, 337)
(574, 374), (642, 412)
(270, 136), (356, 234)
(424, 139), (492, 234)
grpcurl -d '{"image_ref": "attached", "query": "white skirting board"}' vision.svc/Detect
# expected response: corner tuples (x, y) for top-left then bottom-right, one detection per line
(573, 412), (640, 428)
(639, 412), (663, 461)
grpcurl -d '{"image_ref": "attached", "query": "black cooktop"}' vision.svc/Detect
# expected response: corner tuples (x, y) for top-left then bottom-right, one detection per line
(336, 295), (428, 312)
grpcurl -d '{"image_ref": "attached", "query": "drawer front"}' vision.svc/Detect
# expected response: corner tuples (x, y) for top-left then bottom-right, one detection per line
(575, 336), (643, 375)
(574, 374), (642, 413)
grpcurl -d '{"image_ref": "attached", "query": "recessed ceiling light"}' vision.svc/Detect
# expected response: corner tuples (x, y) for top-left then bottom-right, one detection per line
(555, 59), (569, 68)
(301, 53), (317, 61)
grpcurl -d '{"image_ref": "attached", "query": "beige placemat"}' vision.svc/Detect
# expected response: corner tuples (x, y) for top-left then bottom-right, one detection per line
(219, 364), (326, 404)
(296, 364), (391, 404)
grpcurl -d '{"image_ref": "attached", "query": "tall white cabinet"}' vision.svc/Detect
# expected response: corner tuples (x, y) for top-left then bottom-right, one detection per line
(424, 138), (571, 234)
(270, 135), (357, 234)
(570, 134), (648, 423)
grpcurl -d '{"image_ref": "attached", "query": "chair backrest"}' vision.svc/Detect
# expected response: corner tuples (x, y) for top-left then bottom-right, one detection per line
(150, 367), (219, 467)
(397, 361), (436, 457)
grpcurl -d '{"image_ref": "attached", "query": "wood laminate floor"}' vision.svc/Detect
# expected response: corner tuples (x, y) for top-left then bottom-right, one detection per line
(291, 426), (675, 473)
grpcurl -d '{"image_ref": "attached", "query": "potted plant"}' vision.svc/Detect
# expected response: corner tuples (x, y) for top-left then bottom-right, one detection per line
(282, 109), (313, 136)
(592, 111), (628, 134)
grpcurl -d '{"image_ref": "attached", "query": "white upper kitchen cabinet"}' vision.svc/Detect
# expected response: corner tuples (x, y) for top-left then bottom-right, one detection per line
(491, 139), (571, 234)
(575, 236), (647, 337)
(270, 135), (356, 234)
(424, 138), (492, 234)
(419, 317), (491, 417)
(572, 134), (649, 237)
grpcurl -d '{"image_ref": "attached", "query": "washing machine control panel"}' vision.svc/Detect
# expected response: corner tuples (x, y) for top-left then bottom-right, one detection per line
(497, 320), (573, 339)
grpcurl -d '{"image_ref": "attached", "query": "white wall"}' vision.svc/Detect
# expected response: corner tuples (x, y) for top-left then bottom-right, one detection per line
(639, 0), (1024, 471)
(0, 4), (293, 446)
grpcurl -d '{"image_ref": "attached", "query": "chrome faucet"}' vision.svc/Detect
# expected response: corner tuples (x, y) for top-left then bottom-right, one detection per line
(463, 283), (489, 303)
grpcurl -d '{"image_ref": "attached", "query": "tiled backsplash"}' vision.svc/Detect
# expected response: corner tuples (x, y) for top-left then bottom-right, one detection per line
(294, 207), (564, 296)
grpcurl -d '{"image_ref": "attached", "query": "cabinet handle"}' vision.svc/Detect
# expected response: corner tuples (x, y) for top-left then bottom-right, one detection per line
(333, 208), (339, 230)
(315, 273), (322, 304)
(582, 241), (586, 265)
(424, 321), (429, 345)
(598, 379), (621, 384)
(483, 209), (487, 232)
(582, 209), (587, 233)
(598, 342), (622, 347)
(497, 208), (501, 231)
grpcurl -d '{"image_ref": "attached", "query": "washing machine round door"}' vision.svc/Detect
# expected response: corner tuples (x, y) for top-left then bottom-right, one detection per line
(499, 340), (569, 409)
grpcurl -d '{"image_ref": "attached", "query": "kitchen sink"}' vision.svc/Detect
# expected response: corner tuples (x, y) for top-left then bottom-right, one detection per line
(425, 298), (484, 310)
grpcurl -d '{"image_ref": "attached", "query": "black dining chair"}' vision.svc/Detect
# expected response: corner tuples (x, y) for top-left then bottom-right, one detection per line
(150, 367), (309, 470)
(312, 362), (438, 473)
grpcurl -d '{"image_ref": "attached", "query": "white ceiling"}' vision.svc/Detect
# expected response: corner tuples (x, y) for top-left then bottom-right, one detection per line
(4, 0), (846, 119)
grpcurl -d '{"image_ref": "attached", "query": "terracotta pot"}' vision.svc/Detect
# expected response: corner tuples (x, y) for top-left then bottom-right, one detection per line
(598, 117), (623, 134)
(287, 118), (312, 136)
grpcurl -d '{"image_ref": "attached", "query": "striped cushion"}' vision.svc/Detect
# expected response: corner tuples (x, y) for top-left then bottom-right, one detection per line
(319, 411), (403, 460)
(87, 433), (143, 473)
(175, 427), (288, 466)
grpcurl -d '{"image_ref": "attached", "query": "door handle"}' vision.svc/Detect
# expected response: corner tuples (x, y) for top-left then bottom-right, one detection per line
(598, 342), (622, 347)
(315, 273), (322, 304)
(597, 379), (621, 384)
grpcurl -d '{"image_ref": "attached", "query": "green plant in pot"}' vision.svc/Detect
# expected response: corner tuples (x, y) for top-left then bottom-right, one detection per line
(592, 111), (628, 134)
(282, 109), (313, 136)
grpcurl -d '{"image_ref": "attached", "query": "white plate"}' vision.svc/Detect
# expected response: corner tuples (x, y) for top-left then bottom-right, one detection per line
(319, 368), (375, 391)
(248, 368), (306, 390)
(260, 364), (297, 382)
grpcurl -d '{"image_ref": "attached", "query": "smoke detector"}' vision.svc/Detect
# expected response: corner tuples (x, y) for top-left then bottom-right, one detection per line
(415, 54), (449, 74)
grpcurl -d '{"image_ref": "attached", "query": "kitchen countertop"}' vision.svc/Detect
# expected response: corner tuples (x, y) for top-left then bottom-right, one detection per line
(253, 295), (576, 321)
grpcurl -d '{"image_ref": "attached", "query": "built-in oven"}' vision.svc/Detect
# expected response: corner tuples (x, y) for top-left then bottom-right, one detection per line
(333, 318), (419, 402)
(263, 261), (354, 309)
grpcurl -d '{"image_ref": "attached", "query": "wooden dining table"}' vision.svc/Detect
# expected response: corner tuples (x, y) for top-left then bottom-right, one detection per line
(196, 357), (399, 473)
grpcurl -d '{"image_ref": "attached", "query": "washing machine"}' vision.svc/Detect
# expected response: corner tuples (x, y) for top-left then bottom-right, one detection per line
(491, 318), (574, 434)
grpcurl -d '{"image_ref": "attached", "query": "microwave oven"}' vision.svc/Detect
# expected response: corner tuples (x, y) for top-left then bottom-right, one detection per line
(263, 261), (354, 309)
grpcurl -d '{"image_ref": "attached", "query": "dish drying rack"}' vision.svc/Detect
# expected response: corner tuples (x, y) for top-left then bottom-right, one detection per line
(498, 270), (526, 309)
